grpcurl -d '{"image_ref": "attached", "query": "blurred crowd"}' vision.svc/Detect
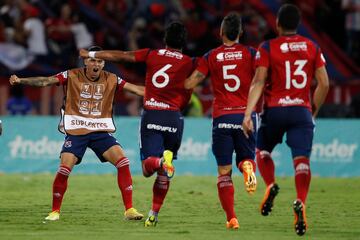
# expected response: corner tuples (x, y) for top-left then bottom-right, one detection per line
(0, 0), (359, 117)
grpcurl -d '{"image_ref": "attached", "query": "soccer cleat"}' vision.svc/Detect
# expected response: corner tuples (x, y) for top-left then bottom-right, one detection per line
(144, 215), (158, 227)
(226, 218), (239, 229)
(260, 183), (279, 216)
(45, 211), (60, 221)
(242, 160), (257, 194)
(293, 200), (307, 236)
(124, 207), (144, 220)
(162, 150), (174, 179)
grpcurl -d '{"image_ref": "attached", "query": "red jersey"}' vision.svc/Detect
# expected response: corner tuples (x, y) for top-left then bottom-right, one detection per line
(197, 43), (256, 118)
(255, 34), (326, 110)
(134, 48), (194, 111)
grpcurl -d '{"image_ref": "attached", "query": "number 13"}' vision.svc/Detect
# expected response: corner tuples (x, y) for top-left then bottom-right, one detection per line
(285, 60), (308, 89)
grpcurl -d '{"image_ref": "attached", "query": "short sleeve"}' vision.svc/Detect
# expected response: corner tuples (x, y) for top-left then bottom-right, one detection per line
(117, 76), (127, 91)
(54, 71), (68, 85)
(134, 48), (151, 62)
(196, 53), (210, 76)
(315, 47), (326, 69)
(255, 41), (270, 68)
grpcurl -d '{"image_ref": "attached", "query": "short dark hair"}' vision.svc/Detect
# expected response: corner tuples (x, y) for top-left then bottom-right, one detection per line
(222, 12), (242, 41)
(277, 4), (301, 31)
(87, 46), (102, 51)
(164, 22), (187, 49)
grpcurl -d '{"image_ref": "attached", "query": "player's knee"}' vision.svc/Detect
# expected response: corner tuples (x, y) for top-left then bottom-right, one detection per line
(218, 165), (232, 175)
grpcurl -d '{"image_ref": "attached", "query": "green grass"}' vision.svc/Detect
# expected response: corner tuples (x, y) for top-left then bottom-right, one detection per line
(0, 174), (359, 240)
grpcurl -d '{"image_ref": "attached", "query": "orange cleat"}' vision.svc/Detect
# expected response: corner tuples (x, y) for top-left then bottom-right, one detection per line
(293, 200), (307, 236)
(241, 160), (257, 194)
(226, 218), (240, 229)
(260, 183), (279, 216)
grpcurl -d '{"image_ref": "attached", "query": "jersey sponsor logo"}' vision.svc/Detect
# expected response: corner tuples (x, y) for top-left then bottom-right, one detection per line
(280, 42), (307, 53)
(157, 49), (183, 59)
(218, 123), (243, 130)
(278, 96), (305, 105)
(145, 98), (170, 109)
(255, 51), (261, 59)
(146, 124), (177, 133)
(216, 51), (242, 61)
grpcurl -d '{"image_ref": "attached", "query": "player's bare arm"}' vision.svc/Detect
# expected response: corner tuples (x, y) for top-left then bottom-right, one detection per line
(312, 66), (329, 118)
(123, 82), (145, 96)
(9, 75), (59, 87)
(79, 49), (136, 62)
(242, 66), (268, 138)
(184, 70), (206, 89)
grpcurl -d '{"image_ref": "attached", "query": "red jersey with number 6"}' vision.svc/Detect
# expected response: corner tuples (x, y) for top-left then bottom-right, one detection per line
(255, 34), (326, 110)
(196, 43), (256, 118)
(134, 48), (194, 111)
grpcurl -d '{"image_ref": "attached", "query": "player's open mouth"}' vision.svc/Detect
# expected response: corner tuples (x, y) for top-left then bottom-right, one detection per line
(93, 68), (99, 72)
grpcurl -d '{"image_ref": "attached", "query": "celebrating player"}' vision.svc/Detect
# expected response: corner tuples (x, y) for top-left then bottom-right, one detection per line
(80, 22), (195, 227)
(242, 4), (329, 235)
(9, 46), (144, 221)
(185, 13), (257, 229)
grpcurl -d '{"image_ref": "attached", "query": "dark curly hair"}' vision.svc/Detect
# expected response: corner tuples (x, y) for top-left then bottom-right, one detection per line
(222, 12), (242, 41)
(164, 22), (187, 49)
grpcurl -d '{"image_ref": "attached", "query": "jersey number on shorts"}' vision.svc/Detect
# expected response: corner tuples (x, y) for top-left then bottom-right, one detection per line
(223, 65), (240, 92)
(152, 64), (172, 88)
(285, 60), (308, 89)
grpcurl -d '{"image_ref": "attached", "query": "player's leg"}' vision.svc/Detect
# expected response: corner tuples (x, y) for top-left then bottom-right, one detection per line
(286, 107), (314, 235)
(90, 133), (143, 220)
(45, 134), (87, 221)
(212, 115), (238, 229)
(256, 109), (284, 216)
(235, 112), (258, 194)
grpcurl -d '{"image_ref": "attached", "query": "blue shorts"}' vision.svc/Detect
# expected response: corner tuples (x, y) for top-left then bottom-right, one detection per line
(257, 106), (315, 158)
(212, 113), (258, 166)
(140, 109), (184, 160)
(61, 132), (120, 164)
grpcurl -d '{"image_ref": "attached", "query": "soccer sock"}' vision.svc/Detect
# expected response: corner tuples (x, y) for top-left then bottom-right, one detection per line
(143, 156), (162, 177)
(256, 149), (275, 186)
(115, 157), (133, 210)
(294, 157), (311, 204)
(217, 174), (236, 221)
(52, 165), (71, 212)
(237, 159), (257, 173)
(151, 172), (170, 213)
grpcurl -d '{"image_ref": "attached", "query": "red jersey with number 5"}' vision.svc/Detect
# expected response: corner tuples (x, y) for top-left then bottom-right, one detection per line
(134, 48), (194, 111)
(196, 43), (256, 118)
(255, 34), (326, 110)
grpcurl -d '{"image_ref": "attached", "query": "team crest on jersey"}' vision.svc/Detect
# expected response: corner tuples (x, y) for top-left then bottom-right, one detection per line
(61, 71), (68, 79)
(216, 51), (242, 61)
(255, 51), (261, 59)
(280, 42), (307, 53)
(64, 140), (72, 148)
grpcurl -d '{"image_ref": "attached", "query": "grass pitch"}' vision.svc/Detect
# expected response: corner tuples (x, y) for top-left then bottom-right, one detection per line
(0, 174), (359, 240)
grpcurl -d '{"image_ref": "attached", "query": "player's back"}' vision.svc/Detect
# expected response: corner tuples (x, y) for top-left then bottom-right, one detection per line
(258, 34), (325, 109)
(205, 43), (255, 118)
(137, 48), (194, 111)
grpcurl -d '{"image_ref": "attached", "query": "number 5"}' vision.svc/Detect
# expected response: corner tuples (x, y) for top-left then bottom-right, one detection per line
(223, 65), (240, 92)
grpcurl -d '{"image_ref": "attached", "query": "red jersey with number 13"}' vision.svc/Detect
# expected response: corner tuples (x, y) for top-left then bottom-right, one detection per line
(255, 34), (326, 110)
(134, 48), (194, 111)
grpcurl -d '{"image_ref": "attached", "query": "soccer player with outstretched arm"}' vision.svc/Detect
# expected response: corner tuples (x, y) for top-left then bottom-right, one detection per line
(185, 13), (258, 230)
(242, 4), (329, 236)
(80, 22), (195, 227)
(9, 46), (144, 222)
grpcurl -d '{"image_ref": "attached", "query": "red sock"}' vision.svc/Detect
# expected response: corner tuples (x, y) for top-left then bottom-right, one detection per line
(152, 173), (170, 213)
(256, 149), (275, 186)
(115, 157), (133, 210)
(294, 157), (311, 203)
(143, 156), (162, 176)
(52, 165), (71, 212)
(217, 174), (236, 221)
(238, 159), (256, 173)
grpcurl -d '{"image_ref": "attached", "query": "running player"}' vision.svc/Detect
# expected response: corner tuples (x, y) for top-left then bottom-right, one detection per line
(9, 46), (144, 222)
(80, 22), (195, 227)
(242, 4), (329, 235)
(185, 13), (257, 229)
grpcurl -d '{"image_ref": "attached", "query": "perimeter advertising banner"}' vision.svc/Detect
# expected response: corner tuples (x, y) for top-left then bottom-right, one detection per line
(0, 117), (359, 177)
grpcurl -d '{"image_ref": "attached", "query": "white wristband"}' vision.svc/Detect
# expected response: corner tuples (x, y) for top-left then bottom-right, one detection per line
(88, 51), (96, 58)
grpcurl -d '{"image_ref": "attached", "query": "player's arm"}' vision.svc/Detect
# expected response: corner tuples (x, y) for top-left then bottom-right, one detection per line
(123, 82), (145, 97)
(79, 49), (136, 62)
(184, 70), (206, 89)
(9, 75), (59, 87)
(242, 66), (268, 138)
(312, 66), (329, 118)
(0, 119), (2, 136)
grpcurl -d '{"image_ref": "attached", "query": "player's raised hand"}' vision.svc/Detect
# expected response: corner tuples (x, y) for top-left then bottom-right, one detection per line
(79, 49), (89, 59)
(242, 115), (254, 139)
(9, 75), (20, 85)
